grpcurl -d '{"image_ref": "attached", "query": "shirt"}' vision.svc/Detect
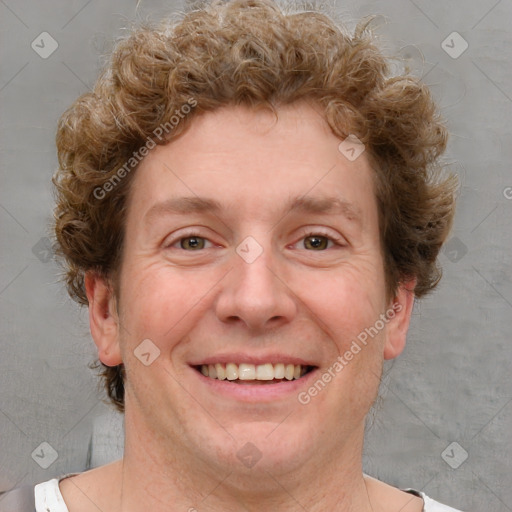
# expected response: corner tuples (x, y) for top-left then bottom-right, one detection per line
(30, 474), (465, 512)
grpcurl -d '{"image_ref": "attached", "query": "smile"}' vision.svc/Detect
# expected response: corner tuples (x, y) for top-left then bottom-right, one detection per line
(195, 363), (315, 383)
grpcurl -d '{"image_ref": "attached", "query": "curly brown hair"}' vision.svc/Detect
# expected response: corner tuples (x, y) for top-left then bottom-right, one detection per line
(53, 0), (457, 413)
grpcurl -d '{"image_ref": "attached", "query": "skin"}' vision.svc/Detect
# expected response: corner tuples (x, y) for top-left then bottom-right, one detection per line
(60, 102), (422, 512)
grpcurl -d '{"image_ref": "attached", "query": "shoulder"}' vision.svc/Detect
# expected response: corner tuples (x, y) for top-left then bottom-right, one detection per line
(402, 488), (465, 512)
(33, 460), (122, 512)
(35, 477), (73, 512)
(363, 475), (424, 511)
(363, 474), (464, 512)
(58, 460), (122, 511)
(421, 492), (466, 512)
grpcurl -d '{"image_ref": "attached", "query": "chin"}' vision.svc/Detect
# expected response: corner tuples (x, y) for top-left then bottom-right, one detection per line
(195, 419), (314, 476)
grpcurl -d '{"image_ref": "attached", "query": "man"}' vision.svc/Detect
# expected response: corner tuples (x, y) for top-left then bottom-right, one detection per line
(30, 0), (461, 510)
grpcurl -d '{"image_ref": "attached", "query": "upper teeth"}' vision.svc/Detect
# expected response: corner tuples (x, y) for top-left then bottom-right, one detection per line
(200, 363), (307, 381)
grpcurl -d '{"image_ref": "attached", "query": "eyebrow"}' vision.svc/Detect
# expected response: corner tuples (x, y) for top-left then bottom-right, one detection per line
(288, 196), (361, 221)
(144, 195), (362, 224)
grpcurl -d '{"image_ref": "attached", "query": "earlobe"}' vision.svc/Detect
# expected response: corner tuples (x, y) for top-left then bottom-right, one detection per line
(383, 280), (416, 360)
(85, 272), (123, 367)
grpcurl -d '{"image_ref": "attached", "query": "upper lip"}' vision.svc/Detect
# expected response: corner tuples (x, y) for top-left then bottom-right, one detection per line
(189, 352), (318, 367)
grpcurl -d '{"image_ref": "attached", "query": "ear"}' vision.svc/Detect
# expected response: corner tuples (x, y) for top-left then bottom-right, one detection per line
(85, 271), (123, 366)
(383, 279), (416, 360)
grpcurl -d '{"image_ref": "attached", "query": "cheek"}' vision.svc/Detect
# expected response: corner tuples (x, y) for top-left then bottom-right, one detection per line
(298, 259), (388, 410)
(301, 259), (387, 344)
(118, 262), (221, 344)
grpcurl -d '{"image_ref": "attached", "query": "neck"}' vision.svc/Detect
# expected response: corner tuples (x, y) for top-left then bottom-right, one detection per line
(114, 410), (377, 512)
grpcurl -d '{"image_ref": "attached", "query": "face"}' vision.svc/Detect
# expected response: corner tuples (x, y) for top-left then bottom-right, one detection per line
(87, 102), (413, 480)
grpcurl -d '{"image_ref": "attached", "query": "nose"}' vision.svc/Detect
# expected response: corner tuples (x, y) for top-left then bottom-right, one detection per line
(214, 237), (297, 332)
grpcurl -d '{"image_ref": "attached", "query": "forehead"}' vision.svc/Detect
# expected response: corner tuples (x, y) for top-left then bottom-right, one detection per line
(127, 102), (377, 226)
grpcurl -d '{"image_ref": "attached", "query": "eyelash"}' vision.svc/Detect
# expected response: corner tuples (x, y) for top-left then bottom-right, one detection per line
(165, 230), (345, 251)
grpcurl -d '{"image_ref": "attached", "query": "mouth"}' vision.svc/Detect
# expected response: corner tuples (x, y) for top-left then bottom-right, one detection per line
(193, 363), (317, 385)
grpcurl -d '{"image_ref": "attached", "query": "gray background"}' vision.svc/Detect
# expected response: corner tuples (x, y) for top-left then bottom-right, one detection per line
(1, 0), (511, 511)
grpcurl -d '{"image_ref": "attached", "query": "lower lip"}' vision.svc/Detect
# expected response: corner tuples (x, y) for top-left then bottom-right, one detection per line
(191, 366), (319, 402)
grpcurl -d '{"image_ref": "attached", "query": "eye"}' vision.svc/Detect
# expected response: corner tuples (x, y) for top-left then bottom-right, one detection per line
(165, 233), (214, 251)
(299, 231), (345, 251)
(303, 234), (330, 250)
(179, 236), (208, 250)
